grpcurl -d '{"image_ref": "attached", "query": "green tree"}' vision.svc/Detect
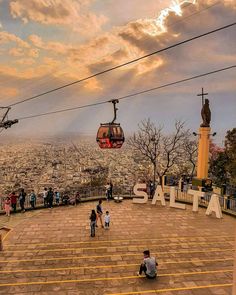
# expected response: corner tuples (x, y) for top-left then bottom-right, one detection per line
(209, 128), (236, 186)
(225, 128), (236, 185)
(210, 151), (229, 186)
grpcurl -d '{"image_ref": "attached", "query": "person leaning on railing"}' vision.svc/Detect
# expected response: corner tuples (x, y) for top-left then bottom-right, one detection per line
(9, 191), (17, 213)
(18, 188), (26, 213)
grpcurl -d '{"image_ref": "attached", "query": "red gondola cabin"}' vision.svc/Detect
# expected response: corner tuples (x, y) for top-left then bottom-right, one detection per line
(96, 123), (124, 149)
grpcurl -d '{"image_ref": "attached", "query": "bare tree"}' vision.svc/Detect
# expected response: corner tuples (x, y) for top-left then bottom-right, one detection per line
(159, 120), (188, 178)
(128, 119), (190, 185)
(128, 119), (162, 186)
(182, 136), (198, 178)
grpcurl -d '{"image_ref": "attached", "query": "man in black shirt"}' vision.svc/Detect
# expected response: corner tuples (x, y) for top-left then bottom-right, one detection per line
(19, 188), (26, 212)
(47, 187), (54, 209)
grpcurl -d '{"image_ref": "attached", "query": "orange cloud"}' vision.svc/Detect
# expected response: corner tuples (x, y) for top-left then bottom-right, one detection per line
(10, 0), (108, 36)
(0, 86), (19, 100)
(9, 47), (24, 57)
(0, 31), (30, 48)
(84, 78), (103, 92)
(28, 48), (39, 58)
(16, 58), (36, 66)
(29, 34), (70, 55)
(1, 0), (235, 101)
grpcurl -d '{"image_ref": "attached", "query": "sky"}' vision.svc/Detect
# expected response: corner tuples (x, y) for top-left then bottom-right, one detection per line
(0, 0), (235, 143)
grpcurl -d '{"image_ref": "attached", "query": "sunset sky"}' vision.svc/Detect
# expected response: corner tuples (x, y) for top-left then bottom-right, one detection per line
(0, 0), (235, 142)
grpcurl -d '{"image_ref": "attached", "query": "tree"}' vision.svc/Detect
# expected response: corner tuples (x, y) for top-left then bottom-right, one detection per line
(128, 119), (162, 186)
(225, 128), (236, 185)
(182, 137), (198, 178)
(128, 119), (190, 185)
(209, 151), (229, 186)
(209, 128), (236, 186)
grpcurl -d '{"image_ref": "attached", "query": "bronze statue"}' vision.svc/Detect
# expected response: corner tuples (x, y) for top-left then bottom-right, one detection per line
(201, 99), (211, 127)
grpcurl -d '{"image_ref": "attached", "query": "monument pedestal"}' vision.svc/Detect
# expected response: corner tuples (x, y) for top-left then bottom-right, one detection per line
(197, 127), (211, 179)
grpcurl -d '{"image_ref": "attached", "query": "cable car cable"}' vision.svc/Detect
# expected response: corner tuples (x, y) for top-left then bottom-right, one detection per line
(7, 21), (236, 108)
(17, 64), (236, 121)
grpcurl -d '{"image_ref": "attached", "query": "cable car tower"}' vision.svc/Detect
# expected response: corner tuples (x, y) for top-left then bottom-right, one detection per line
(96, 99), (125, 149)
(0, 107), (18, 131)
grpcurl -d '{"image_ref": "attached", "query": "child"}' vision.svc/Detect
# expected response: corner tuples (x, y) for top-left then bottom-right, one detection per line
(4, 197), (11, 217)
(104, 211), (110, 229)
(90, 209), (97, 237)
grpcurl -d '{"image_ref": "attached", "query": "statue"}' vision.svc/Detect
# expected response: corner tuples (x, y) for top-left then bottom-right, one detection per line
(201, 98), (211, 127)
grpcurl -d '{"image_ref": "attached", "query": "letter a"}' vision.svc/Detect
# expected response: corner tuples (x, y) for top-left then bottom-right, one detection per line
(152, 185), (166, 206)
(133, 183), (148, 204)
(206, 194), (222, 219)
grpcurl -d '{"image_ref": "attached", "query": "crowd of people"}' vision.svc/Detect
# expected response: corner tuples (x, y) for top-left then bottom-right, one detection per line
(1, 188), (82, 216)
(1, 181), (116, 216)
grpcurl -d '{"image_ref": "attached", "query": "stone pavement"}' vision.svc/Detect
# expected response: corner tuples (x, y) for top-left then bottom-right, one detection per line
(0, 200), (235, 295)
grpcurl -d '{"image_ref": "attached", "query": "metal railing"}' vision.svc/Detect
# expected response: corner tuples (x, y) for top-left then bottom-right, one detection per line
(162, 186), (236, 213)
(1, 185), (235, 216)
(0, 186), (133, 214)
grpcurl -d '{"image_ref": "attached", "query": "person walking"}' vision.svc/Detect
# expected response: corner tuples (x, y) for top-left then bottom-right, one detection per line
(30, 190), (36, 209)
(19, 188), (26, 212)
(137, 250), (158, 278)
(90, 209), (97, 237)
(47, 187), (54, 209)
(96, 199), (104, 228)
(104, 211), (110, 229)
(10, 191), (17, 213)
(149, 180), (155, 198)
(4, 196), (11, 217)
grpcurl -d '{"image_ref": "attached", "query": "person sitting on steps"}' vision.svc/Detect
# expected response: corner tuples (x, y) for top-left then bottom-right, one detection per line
(137, 250), (158, 279)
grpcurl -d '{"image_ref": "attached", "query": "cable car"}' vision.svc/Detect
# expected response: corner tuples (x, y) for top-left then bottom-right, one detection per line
(96, 99), (125, 149)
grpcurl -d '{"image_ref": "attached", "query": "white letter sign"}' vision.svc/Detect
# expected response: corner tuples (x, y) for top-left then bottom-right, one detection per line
(152, 185), (166, 206)
(133, 183), (148, 204)
(188, 189), (205, 212)
(170, 187), (186, 210)
(206, 194), (223, 219)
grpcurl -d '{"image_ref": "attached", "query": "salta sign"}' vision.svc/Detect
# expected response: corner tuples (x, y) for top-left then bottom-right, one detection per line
(133, 184), (223, 219)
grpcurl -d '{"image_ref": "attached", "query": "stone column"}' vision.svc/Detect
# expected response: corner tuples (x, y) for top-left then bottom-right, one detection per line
(197, 127), (211, 179)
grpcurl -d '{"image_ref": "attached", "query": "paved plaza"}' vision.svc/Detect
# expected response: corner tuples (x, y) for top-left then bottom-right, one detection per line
(0, 200), (235, 295)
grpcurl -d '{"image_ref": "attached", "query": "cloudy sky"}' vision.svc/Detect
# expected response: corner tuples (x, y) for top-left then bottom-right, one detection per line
(0, 0), (235, 142)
